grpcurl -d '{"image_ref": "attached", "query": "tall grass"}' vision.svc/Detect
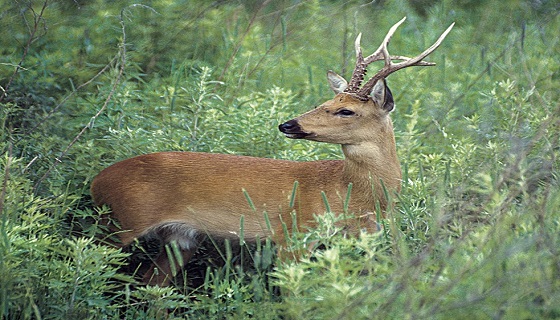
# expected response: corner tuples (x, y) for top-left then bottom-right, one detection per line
(0, 0), (558, 318)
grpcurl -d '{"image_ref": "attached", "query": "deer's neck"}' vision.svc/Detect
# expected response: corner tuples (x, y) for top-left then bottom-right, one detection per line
(341, 121), (401, 211)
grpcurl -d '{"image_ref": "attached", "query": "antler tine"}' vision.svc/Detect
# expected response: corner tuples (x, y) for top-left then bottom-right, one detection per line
(362, 17), (435, 67)
(392, 21), (455, 69)
(354, 33), (363, 59)
(363, 16), (407, 64)
(357, 21), (455, 98)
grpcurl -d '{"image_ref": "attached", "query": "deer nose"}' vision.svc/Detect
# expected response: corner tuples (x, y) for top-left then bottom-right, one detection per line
(278, 120), (300, 133)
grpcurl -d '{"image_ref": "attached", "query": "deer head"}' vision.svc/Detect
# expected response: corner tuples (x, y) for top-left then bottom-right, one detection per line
(279, 17), (455, 145)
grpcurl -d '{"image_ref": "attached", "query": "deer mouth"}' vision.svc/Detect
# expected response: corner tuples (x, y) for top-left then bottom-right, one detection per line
(278, 120), (311, 139)
(283, 132), (311, 139)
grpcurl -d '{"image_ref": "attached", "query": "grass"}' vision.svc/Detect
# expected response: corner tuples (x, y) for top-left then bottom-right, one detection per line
(0, 0), (559, 318)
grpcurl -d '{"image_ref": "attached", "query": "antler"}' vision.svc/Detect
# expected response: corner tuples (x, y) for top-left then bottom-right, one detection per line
(344, 17), (455, 100)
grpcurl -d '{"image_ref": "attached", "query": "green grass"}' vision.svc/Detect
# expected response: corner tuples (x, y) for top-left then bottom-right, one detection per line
(1, 0), (559, 318)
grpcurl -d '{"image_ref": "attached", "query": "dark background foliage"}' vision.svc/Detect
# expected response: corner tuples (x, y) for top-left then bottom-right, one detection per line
(1, 0), (559, 318)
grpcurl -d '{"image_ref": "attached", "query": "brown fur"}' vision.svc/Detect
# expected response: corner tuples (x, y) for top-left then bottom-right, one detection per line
(91, 91), (401, 285)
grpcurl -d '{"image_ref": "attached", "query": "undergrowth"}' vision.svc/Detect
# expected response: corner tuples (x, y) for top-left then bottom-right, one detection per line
(1, 0), (559, 319)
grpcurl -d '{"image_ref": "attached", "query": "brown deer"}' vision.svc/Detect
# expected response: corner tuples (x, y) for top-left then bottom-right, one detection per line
(91, 17), (454, 286)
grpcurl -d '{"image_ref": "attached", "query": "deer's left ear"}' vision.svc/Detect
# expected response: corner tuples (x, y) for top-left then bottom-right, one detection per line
(327, 71), (348, 94)
(371, 79), (394, 112)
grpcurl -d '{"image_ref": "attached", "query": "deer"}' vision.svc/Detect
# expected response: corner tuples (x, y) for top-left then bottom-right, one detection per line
(91, 17), (454, 286)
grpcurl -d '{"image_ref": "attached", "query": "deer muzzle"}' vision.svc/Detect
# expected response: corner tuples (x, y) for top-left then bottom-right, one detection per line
(278, 119), (310, 139)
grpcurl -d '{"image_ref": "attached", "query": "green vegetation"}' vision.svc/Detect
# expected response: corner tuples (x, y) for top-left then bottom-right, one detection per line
(1, 0), (558, 318)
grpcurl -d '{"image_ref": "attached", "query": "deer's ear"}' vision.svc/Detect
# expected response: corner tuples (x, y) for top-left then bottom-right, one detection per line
(327, 71), (348, 94)
(371, 79), (394, 112)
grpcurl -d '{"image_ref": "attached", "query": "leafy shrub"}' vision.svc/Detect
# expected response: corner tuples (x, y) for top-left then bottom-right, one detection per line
(0, 0), (558, 318)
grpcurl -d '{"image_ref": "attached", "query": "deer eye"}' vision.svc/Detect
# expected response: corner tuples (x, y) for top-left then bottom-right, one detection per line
(336, 109), (355, 117)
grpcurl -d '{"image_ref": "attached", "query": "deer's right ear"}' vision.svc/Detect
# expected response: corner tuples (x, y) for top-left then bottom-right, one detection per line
(371, 79), (395, 113)
(327, 71), (348, 94)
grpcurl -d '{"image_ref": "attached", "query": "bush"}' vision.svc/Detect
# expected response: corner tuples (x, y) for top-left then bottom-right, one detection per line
(0, 0), (558, 318)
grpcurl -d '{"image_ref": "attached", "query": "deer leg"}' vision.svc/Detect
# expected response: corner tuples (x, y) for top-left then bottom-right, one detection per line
(142, 223), (201, 286)
(143, 246), (195, 286)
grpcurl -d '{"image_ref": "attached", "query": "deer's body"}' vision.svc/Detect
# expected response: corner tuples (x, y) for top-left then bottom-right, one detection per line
(93, 152), (347, 245)
(91, 17), (453, 286)
(91, 146), (395, 244)
(92, 99), (400, 241)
